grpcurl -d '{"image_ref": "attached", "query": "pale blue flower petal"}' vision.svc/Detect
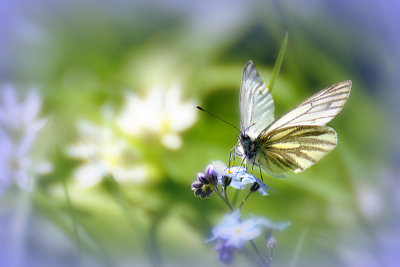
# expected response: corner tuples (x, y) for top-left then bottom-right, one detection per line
(14, 169), (33, 192)
(208, 211), (263, 249)
(210, 160), (271, 195)
(255, 218), (291, 231)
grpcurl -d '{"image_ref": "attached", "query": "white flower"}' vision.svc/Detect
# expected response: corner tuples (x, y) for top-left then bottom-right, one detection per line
(210, 160), (271, 196)
(0, 86), (52, 193)
(0, 85), (47, 137)
(66, 120), (154, 188)
(116, 85), (197, 150)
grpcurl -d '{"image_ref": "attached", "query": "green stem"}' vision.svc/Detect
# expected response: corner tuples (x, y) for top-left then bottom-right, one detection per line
(268, 32), (288, 92)
(249, 240), (268, 267)
(215, 186), (233, 211)
(105, 175), (162, 267)
(62, 178), (84, 267)
(231, 189), (240, 208)
(289, 228), (308, 267)
(238, 191), (254, 210)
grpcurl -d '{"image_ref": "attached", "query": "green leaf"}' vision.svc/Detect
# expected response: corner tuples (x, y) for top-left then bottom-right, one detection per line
(268, 32), (288, 92)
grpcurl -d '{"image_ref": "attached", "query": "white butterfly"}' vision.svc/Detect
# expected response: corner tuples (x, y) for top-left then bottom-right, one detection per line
(235, 61), (352, 176)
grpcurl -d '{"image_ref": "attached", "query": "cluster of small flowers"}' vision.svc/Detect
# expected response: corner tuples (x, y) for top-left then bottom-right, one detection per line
(0, 86), (52, 194)
(67, 86), (197, 188)
(191, 160), (270, 199)
(192, 161), (290, 265)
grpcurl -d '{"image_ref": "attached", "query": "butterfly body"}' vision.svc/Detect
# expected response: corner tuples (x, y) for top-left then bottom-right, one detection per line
(236, 61), (351, 176)
(238, 133), (260, 163)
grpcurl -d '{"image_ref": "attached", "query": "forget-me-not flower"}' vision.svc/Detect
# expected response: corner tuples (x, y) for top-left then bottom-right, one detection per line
(207, 211), (290, 264)
(208, 211), (262, 249)
(191, 166), (218, 199)
(209, 160), (271, 196)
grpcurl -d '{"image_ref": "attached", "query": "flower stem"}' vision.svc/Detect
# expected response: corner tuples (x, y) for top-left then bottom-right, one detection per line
(289, 228), (308, 267)
(214, 186), (233, 211)
(9, 189), (31, 267)
(62, 178), (84, 267)
(268, 32), (288, 92)
(104, 175), (162, 267)
(238, 190), (254, 210)
(268, 245), (274, 267)
(231, 188), (240, 207)
(249, 240), (268, 267)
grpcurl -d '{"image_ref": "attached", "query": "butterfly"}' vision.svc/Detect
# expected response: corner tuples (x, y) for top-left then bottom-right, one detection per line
(234, 61), (351, 177)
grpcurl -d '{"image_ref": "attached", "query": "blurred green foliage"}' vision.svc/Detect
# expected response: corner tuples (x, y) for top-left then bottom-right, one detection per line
(5, 1), (394, 266)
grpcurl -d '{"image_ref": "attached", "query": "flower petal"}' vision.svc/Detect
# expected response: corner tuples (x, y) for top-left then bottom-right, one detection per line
(14, 169), (33, 192)
(73, 163), (106, 188)
(255, 218), (291, 231)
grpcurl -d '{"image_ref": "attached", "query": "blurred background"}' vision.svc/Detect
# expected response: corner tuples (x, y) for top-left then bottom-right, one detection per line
(0, 0), (399, 266)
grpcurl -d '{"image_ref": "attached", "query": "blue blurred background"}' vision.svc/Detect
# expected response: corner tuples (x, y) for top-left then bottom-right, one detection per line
(0, 0), (399, 266)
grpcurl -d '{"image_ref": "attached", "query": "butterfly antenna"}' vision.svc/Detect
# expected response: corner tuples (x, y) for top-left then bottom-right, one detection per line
(244, 122), (255, 133)
(196, 106), (241, 133)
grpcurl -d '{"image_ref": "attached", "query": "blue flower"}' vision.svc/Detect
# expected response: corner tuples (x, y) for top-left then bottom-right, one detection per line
(254, 217), (291, 231)
(207, 211), (262, 248)
(206, 211), (290, 265)
(208, 211), (290, 247)
(209, 160), (271, 196)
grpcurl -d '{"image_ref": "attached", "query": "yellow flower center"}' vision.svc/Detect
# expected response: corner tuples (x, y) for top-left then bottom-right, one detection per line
(160, 116), (171, 133)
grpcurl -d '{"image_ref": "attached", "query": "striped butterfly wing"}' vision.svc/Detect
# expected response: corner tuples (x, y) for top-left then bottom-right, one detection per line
(239, 61), (275, 139)
(256, 125), (337, 176)
(255, 80), (351, 175)
(264, 80), (351, 133)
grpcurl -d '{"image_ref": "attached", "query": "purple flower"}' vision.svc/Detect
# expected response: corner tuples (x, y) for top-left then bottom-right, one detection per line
(191, 164), (218, 198)
(215, 239), (235, 265)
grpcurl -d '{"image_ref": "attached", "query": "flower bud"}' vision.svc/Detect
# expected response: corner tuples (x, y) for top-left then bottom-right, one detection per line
(205, 165), (218, 185)
(250, 181), (260, 192)
(191, 171), (215, 199)
(222, 175), (232, 187)
(266, 235), (277, 249)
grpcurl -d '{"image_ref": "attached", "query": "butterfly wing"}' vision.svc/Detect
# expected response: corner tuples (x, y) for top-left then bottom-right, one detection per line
(239, 61), (275, 139)
(255, 80), (351, 175)
(263, 80), (351, 133)
(255, 125), (337, 176)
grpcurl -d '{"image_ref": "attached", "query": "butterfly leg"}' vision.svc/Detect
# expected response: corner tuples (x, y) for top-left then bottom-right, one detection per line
(239, 156), (246, 169)
(228, 145), (238, 168)
(259, 167), (263, 181)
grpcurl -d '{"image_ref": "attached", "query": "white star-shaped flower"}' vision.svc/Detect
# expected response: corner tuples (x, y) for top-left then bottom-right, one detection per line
(116, 85), (197, 150)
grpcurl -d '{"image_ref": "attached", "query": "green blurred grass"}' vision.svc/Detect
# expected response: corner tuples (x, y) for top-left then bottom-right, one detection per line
(11, 3), (393, 266)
